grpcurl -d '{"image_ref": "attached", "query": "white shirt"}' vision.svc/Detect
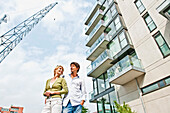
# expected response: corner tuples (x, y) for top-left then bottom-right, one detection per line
(62, 74), (87, 106)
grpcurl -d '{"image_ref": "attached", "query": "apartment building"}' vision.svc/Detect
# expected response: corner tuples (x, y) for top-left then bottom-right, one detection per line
(84, 0), (170, 113)
(0, 106), (23, 113)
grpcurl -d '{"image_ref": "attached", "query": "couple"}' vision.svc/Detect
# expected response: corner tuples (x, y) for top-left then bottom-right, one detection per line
(41, 62), (87, 113)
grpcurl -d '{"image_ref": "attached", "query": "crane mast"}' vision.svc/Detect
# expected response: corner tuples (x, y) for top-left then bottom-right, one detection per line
(0, 2), (58, 63)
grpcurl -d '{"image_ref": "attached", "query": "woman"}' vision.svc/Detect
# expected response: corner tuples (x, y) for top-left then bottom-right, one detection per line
(41, 65), (68, 113)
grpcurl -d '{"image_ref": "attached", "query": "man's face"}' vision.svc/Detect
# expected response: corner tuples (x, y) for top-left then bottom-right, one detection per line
(70, 64), (78, 73)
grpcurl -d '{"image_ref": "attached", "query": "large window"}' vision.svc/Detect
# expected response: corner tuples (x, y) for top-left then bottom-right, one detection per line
(108, 31), (129, 57)
(97, 92), (118, 113)
(97, 97), (105, 113)
(103, 10), (112, 26)
(103, 94), (112, 113)
(134, 0), (146, 14)
(107, 0), (113, 6)
(107, 15), (122, 39)
(153, 31), (170, 57)
(98, 74), (105, 93)
(141, 76), (170, 94)
(143, 13), (157, 32)
(109, 91), (117, 113)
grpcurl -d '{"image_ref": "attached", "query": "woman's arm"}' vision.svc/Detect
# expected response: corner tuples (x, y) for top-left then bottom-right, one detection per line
(43, 79), (50, 97)
(57, 78), (68, 94)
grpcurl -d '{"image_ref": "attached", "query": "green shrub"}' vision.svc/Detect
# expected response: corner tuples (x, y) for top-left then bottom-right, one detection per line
(114, 101), (136, 113)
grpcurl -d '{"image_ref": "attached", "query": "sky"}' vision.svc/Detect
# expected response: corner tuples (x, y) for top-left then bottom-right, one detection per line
(0, 0), (97, 112)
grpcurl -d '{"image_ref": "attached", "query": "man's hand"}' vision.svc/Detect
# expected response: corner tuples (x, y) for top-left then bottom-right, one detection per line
(80, 100), (85, 106)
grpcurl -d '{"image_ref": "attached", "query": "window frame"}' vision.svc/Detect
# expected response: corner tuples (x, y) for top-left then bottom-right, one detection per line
(153, 31), (170, 58)
(134, 0), (146, 14)
(143, 12), (157, 32)
(141, 76), (170, 95)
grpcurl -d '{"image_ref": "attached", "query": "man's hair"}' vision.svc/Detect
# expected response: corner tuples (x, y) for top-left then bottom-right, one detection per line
(54, 65), (64, 76)
(70, 62), (80, 73)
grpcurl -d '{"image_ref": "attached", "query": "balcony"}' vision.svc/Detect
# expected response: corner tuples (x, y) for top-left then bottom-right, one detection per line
(86, 20), (107, 47)
(85, 9), (104, 35)
(108, 55), (145, 85)
(156, 0), (170, 20)
(87, 49), (113, 78)
(86, 33), (111, 61)
(84, 1), (105, 25)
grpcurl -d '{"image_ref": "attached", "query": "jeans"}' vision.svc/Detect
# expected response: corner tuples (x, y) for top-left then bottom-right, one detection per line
(41, 98), (62, 113)
(62, 102), (82, 113)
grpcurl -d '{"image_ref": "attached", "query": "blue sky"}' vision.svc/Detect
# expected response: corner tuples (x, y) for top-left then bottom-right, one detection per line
(0, 0), (97, 112)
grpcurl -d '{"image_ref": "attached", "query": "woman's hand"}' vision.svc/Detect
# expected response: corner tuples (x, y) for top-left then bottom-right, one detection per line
(50, 91), (60, 95)
(45, 98), (47, 104)
(44, 91), (51, 97)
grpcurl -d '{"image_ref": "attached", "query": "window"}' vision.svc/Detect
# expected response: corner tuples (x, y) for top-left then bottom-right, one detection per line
(153, 31), (170, 57)
(97, 74), (105, 93)
(110, 4), (117, 17)
(104, 73), (111, 89)
(109, 91), (117, 112)
(143, 13), (157, 32)
(103, 10), (112, 25)
(93, 79), (98, 95)
(142, 76), (170, 94)
(134, 0), (146, 13)
(107, 0), (113, 5)
(114, 16), (121, 31)
(108, 30), (129, 57)
(164, 8), (170, 19)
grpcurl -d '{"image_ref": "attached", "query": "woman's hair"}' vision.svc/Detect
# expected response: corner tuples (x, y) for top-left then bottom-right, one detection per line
(54, 65), (64, 76)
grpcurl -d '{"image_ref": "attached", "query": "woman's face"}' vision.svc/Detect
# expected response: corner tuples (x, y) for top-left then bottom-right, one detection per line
(55, 67), (63, 76)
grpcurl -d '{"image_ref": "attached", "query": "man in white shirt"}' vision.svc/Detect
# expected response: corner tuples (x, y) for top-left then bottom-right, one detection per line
(62, 62), (87, 113)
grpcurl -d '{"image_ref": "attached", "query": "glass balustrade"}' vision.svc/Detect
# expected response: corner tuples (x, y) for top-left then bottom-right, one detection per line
(87, 50), (111, 74)
(86, 33), (105, 56)
(86, 33), (112, 57)
(86, 20), (105, 44)
(107, 55), (143, 78)
(87, 9), (103, 27)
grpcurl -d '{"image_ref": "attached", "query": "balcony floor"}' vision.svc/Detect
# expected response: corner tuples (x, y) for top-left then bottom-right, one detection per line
(86, 25), (106, 47)
(88, 57), (113, 78)
(109, 66), (145, 85)
(87, 40), (109, 61)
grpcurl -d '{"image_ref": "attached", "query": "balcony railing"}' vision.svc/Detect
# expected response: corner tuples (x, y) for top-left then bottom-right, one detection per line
(86, 33), (111, 61)
(108, 55), (145, 85)
(86, 20), (107, 47)
(84, 1), (105, 25)
(88, 9), (104, 27)
(87, 49), (113, 78)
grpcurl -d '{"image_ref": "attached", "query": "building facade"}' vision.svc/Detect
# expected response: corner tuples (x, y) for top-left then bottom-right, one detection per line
(0, 106), (23, 113)
(84, 0), (170, 113)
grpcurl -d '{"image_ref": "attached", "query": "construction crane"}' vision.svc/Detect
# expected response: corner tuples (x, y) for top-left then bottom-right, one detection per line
(0, 14), (8, 24)
(0, 2), (58, 63)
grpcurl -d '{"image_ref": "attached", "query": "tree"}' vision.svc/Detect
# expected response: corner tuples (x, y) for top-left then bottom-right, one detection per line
(82, 106), (89, 113)
(114, 101), (136, 113)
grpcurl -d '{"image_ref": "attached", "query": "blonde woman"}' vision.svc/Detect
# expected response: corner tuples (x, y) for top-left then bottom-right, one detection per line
(41, 65), (68, 113)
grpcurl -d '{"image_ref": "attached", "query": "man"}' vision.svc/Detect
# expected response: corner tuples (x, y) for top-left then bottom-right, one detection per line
(62, 62), (87, 113)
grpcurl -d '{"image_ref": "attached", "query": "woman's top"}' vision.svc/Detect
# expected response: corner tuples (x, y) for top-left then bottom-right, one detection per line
(43, 77), (68, 98)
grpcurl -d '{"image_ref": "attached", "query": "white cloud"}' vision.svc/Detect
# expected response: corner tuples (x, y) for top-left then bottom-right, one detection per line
(0, 0), (96, 112)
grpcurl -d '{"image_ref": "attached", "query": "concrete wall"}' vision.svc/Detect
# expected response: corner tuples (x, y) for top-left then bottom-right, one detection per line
(115, 0), (170, 113)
